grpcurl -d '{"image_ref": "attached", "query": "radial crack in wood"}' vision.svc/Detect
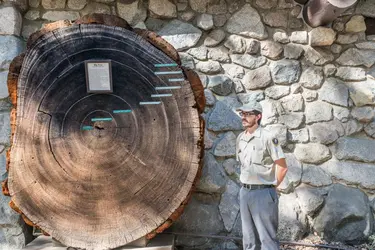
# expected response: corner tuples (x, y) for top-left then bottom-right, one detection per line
(27, 20), (72, 49)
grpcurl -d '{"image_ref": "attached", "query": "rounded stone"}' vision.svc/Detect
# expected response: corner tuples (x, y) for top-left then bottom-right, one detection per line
(345, 15), (366, 33)
(196, 14), (214, 30)
(0, 6), (22, 36)
(204, 29), (226, 47)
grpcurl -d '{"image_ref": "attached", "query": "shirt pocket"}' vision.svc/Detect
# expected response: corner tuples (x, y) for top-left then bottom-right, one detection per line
(252, 149), (264, 164)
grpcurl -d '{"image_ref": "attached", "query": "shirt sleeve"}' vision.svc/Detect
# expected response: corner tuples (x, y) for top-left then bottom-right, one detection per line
(266, 136), (285, 161)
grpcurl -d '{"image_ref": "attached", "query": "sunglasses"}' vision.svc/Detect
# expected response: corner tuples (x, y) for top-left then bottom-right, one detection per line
(239, 111), (257, 117)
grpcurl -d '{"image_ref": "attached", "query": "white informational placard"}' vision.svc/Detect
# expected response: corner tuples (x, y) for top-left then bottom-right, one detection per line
(85, 60), (113, 93)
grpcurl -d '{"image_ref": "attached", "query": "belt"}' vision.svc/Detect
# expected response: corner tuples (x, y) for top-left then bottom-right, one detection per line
(242, 184), (274, 190)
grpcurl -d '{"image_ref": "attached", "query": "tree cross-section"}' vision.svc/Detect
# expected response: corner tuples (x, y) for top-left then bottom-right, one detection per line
(3, 14), (205, 250)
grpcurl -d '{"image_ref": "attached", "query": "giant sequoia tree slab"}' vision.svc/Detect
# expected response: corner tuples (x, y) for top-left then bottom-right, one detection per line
(4, 15), (204, 250)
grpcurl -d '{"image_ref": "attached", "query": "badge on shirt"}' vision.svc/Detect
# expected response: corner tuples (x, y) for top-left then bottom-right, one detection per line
(272, 138), (279, 145)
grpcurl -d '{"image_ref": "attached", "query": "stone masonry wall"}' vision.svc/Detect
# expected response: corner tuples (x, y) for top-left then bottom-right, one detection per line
(1, 0), (375, 249)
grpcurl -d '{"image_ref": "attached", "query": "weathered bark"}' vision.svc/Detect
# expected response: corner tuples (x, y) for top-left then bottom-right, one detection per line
(75, 13), (132, 30)
(2, 178), (9, 196)
(6, 14), (204, 250)
(134, 29), (181, 65)
(7, 53), (24, 106)
(1, 53), (25, 198)
(182, 67), (206, 114)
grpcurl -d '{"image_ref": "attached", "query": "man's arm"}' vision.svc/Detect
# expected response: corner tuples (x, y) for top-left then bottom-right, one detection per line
(274, 158), (288, 187)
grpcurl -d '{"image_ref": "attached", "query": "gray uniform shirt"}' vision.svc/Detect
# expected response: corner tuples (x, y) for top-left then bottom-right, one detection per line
(236, 127), (285, 185)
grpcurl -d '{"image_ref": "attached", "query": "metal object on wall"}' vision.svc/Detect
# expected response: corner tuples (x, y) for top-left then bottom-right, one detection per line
(302, 0), (358, 27)
(294, 0), (309, 4)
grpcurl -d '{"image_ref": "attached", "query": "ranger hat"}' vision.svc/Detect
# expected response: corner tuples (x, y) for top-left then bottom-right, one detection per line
(236, 101), (263, 113)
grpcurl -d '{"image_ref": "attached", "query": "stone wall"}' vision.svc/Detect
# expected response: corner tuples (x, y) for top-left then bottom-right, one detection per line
(1, 0), (375, 249)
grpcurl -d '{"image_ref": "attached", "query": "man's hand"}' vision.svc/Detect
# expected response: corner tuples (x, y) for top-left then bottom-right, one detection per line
(274, 158), (288, 187)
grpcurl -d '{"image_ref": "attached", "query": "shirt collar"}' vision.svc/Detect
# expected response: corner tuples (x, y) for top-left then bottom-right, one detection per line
(240, 127), (262, 141)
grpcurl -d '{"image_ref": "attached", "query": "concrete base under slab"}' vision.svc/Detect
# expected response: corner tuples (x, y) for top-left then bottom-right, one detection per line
(23, 234), (175, 250)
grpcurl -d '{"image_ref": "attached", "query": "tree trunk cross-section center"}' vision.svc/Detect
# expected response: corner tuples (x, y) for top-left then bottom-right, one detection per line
(8, 22), (202, 250)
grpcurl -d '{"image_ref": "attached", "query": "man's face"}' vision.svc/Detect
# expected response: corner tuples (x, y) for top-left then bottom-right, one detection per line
(239, 111), (261, 128)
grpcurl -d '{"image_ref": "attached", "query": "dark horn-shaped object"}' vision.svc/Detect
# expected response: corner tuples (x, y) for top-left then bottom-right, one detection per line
(294, 0), (309, 4)
(302, 0), (358, 27)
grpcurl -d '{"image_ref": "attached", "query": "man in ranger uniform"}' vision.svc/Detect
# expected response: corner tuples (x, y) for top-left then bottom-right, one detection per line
(236, 101), (288, 250)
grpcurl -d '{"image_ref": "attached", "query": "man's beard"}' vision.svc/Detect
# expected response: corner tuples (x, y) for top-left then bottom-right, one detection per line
(242, 119), (256, 128)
